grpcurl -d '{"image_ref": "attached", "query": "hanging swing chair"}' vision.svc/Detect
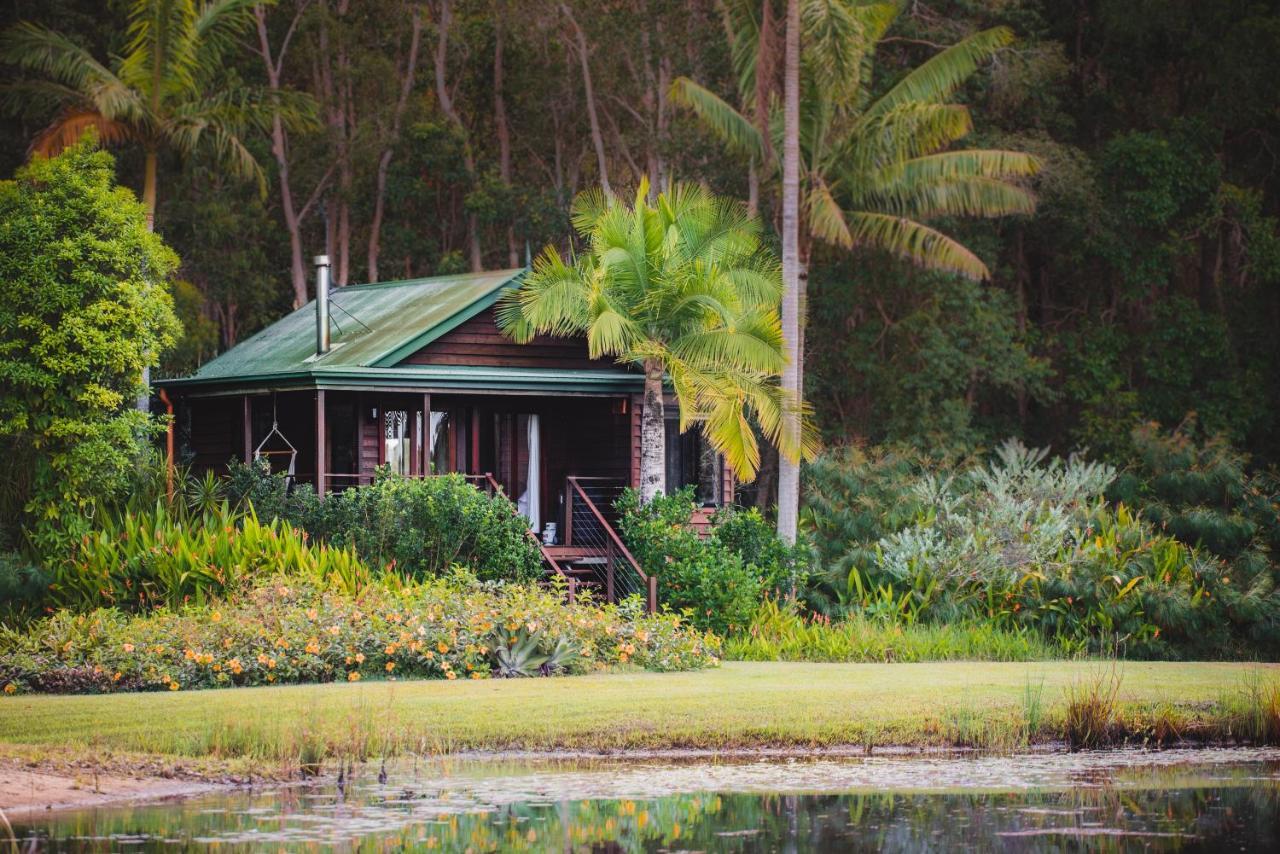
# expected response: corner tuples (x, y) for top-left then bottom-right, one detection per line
(254, 395), (298, 487)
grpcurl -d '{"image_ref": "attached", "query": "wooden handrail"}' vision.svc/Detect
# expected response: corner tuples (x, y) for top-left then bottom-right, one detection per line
(565, 476), (656, 612)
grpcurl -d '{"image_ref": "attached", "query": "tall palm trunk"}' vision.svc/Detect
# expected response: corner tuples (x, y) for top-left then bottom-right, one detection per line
(775, 0), (801, 544)
(639, 358), (666, 503)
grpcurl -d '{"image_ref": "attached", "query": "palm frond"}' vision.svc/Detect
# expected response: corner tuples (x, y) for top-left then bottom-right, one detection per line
(0, 22), (144, 123)
(669, 76), (766, 163)
(848, 103), (974, 171)
(858, 176), (1037, 220)
(30, 109), (135, 157)
(807, 177), (854, 248)
(865, 26), (1014, 120)
(194, 0), (264, 71)
(120, 0), (201, 100)
(881, 149), (1042, 184)
(846, 211), (991, 280)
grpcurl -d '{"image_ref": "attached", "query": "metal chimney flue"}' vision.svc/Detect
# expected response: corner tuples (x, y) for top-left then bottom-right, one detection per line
(314, 255), (331, 355)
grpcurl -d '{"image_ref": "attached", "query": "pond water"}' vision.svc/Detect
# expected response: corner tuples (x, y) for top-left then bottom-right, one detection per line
(13, 748), (1280, 851)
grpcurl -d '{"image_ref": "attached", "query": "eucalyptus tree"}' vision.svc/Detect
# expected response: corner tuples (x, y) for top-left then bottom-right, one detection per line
(0, 0), (313, 230)
(674, 0), (1040, 540)
(497, 180), (816, 502)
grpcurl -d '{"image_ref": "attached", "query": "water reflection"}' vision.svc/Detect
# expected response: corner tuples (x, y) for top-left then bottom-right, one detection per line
(14, 750), (1280, 852)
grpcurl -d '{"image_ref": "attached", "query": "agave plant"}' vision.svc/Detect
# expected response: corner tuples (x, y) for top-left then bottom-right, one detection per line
(489, 626), (581, 677)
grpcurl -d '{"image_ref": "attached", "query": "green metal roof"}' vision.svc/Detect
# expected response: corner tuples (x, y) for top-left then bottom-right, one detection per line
(159, 268), (644, 396)
(164, 269), (522, 385)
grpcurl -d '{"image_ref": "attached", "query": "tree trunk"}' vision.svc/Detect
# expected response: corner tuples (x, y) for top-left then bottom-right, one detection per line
(435, 0), (484, 271)
(494, 14), (519, 268)
(640, 359), (666, 503)
(562, 3), (611, 198)
(256, 6), (312, 309)
(747, 154), (759, 218)
(137, 148), (158, 410)
(368, 2), (423, 283)
(775, 0), (801, 544)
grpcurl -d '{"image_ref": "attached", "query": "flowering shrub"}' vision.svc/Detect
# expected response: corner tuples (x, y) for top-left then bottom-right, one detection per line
(0, 574), (719, 694)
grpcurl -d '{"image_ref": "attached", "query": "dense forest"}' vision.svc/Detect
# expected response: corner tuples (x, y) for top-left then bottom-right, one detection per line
(3, 0), (1278, 474)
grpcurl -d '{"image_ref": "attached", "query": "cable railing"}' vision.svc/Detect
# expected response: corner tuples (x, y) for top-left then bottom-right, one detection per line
(564, 476), (656, 612)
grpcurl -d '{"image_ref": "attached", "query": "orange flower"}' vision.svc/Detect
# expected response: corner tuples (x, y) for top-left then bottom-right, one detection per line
(445, 671), (457, 680)
(122, 643), (135, 653)
(348, 671), (361, 682)
(436, 642), (449, 654)
(385, 661), (395, 672)
(211, 611), (222, 623)
(354, 652), (365, 664)
(168, 681), (180, 691)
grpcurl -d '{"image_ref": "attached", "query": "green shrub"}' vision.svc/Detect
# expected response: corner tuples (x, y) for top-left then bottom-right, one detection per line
(711, 505), (813, 595)
(800, 440), (1280, 658)
(0, 550), (49, 624)
(0, 574), (719, 694)
(617, 488), (762, 635)
(227, 462), (543, 584)
(57, 501), (368, 612)
(0, 141), (179, 559)
(1110, 422), (1280, 565)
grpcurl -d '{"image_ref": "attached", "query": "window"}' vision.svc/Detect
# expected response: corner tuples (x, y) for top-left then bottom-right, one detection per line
(384, 409), (410, 476)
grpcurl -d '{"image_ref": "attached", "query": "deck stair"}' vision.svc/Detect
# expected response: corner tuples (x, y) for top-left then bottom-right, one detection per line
(465, 473), (656, 613)
(555, 477), (656, 612)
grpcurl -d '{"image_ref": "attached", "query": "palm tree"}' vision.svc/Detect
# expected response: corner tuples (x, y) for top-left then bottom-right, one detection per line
(674, 0), (1040, 540)
(0, 0), (313, 230)
(497, 180), (816, 502)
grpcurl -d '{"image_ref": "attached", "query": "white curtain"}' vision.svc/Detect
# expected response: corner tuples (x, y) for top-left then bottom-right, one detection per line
(518, 414), (541, 533)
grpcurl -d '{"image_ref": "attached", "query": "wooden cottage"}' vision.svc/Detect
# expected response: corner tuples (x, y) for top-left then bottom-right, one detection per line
(157, 260), (732, 605)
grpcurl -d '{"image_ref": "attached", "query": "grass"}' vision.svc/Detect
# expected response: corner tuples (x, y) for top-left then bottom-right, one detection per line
(2, 661), (1279, 771)
(724, 606), (1071, 662)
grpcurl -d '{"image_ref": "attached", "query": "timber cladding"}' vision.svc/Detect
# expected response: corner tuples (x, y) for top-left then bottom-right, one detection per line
(399, 308), (630, 371)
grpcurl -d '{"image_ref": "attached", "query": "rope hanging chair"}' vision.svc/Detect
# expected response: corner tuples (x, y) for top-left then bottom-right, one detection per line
(254, 395), (298, 485)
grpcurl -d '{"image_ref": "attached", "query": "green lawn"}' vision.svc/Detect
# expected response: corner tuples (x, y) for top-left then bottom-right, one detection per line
(2, 661), (1276, 764)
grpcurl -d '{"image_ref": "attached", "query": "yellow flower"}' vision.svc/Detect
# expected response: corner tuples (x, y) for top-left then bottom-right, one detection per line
(112, 672), (121, 682)
(168, 681), (180, 691)
(469, 672), (484, 680)
(436, 642), (449, 654)
(355, 652), (365, 664)
(257, 653), (269, 665)
(328, 625), (341, 636)
(3, 683), (15, 694)
(211, 611), (222, 623)
(348, 671), (361, 682)
(385, 661), (395, 672)
(445, 671), (457, 680)
(306, 638), (321, 655)
(267, 658), (276, 669)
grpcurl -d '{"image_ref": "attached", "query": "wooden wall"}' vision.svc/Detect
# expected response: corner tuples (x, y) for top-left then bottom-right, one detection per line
(400, 308), (628, 371)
